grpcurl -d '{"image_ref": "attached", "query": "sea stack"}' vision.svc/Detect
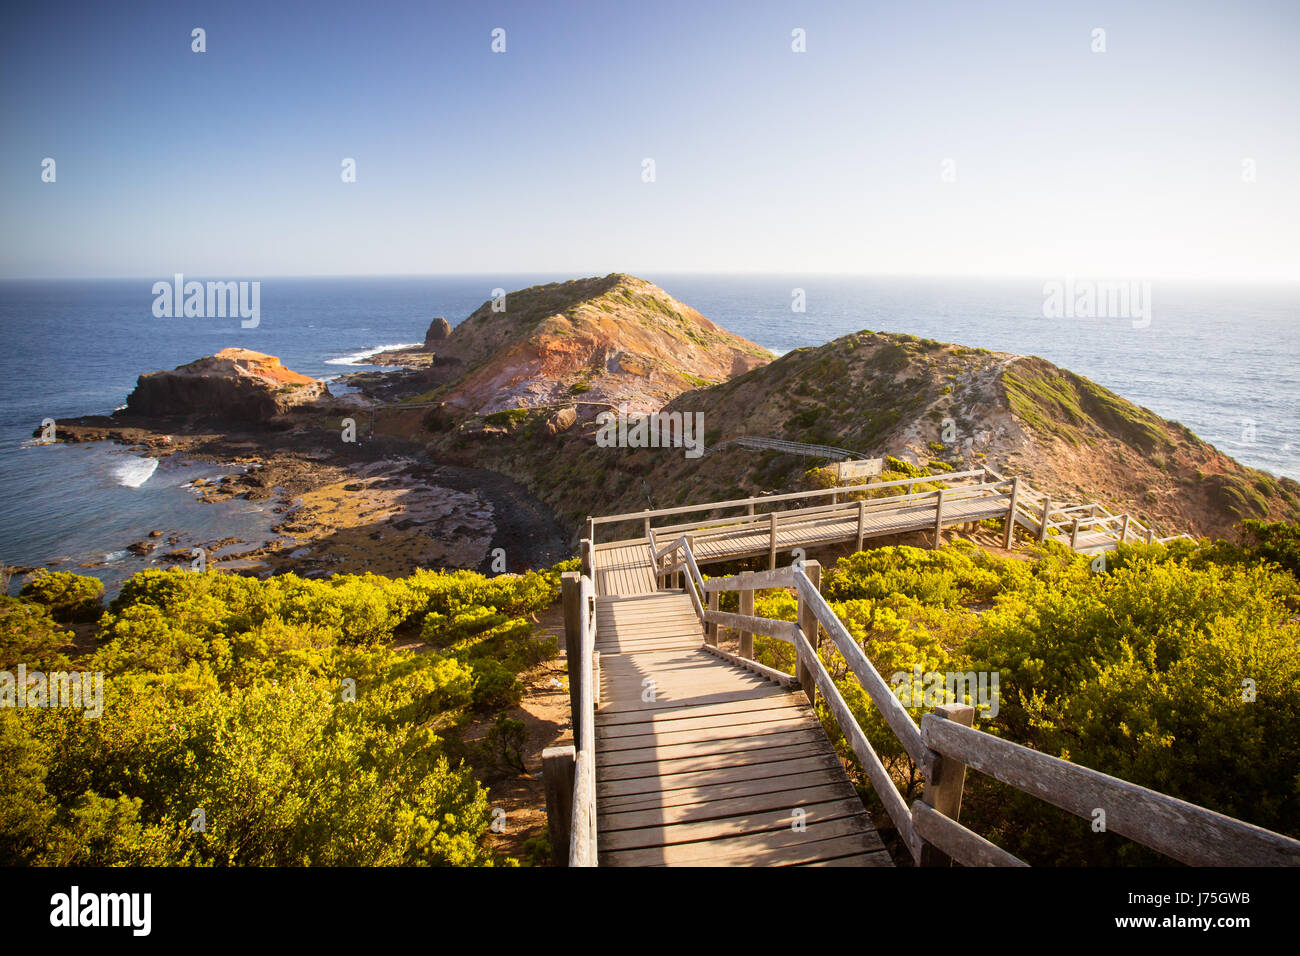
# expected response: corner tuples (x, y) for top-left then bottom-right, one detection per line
(425, 316), (452, 349)
(124, 348), (329, 422)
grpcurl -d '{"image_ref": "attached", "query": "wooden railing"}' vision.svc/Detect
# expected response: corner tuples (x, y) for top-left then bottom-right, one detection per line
(588, 469), (993, 546)
(656, 537), (1300, 868)
(646, 478), (1015, 577)
(541, 571), (599, 866)
(595, 464), (1192, 566)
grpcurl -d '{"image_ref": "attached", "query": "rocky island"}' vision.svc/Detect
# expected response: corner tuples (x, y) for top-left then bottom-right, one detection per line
(43, 274), (1300, 585)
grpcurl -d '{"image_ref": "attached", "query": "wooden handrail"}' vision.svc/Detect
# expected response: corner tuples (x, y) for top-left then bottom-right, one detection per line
(911, 801), (1027, 867)
(794, 572), (932, 775)
(791, 623), (923, 862)
(921, 713), (1300, 867)
(679, 537), (707, 620)
(701, 565), (800, 592)
(651, 482), (1011, 543)
(589, 469), (991, 528)
(568, 574), (598, 867)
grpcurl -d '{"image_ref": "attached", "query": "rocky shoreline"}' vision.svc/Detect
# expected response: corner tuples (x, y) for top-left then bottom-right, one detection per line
(38, 371), (570, 584)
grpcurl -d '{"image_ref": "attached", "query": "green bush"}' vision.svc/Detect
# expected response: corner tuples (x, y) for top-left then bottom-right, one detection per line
(0, 558), (577, 866)
(20, 571), (104, 624)
(807, 531), (1300, 864)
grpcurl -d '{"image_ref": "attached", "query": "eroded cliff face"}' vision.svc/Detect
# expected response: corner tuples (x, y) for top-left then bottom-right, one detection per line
(407, 273), (772, 414)
(125, 348), (329, 422)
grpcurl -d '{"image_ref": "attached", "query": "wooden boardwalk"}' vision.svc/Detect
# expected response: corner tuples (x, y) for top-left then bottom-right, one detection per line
(541, 471), (1287, 870)
(592, 591), (891, 866)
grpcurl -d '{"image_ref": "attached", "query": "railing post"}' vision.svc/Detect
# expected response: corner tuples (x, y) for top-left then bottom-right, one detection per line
(795, 561), (822, 706)
(739, 573), (755, 660)
(1003, 475), (1021, 550)
(542, 745), (576, 865)
(586, 516), (595, 546)
(856, 498), (866, 552)
(933, 488), (945, 548)
(643, 513), (651, 541)
(768, 512), (778, 570)
(1038, 496), (1051, 544)
(1146, 527), (1154, 545)
(1071, 517), (1081, 551)
(920, 703), (976, 867)
(562, 571), (583, 745)
(1120, 513), (1131, 543)
(706, 590), (719, 645)
(580, 537), (592, 577)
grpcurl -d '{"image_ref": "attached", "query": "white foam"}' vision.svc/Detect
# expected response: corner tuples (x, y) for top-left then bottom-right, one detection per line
(113, 456), (158, 488)
(324, 343), (422, 366)
(104, 550), (128, 562)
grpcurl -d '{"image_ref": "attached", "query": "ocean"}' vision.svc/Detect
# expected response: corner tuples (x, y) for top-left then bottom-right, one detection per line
(1, 275), (1296, 591)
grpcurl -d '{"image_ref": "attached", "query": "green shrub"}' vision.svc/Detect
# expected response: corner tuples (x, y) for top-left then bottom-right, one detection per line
(20, 571), (104, 624)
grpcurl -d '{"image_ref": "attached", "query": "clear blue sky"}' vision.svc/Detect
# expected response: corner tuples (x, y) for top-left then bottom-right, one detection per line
(2, 0), (1297, 279)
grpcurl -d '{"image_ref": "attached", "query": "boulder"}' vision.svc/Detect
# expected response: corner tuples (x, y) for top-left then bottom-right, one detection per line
(545, 406), (578, 435)
(424, 316), (452, 349)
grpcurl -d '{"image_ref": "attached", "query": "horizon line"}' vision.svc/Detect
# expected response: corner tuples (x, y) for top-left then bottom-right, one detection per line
(2, 270), (1298, 285)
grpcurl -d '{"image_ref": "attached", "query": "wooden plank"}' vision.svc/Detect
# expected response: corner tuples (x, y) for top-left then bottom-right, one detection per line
(597, 739), (839, 782)
(599, 796), (870, 851)
(595, 685), (787, 716)
(597, 752), (849, 799)
(600, 816), (886, 866)
(911, 801), (1027, 867)
(596, 692), (799, 726)
(598, 768), (840, 812)
(600, 782), (856, 832)
(599, 726), (833, 768)
(921, 714), (1300, 867)
(596, 700), (811, 737)
(598, 713), (811, 749)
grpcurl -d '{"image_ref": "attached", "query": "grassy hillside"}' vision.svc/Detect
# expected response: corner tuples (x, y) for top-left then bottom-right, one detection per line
(404, 329), (1300, 540)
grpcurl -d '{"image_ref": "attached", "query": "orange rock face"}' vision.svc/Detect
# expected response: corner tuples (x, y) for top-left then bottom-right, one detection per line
(125, 349), (328, 421)
(423, 274), (772, 414)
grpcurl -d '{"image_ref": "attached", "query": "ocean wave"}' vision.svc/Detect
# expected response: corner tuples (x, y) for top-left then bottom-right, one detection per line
(104, 550), (128, 562)
(113, 456), (158, 488)
(324, 343), (422, 366)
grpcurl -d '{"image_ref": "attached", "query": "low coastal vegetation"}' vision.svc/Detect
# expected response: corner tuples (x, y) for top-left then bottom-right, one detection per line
(1, 561), (574, 866)
(4, 522), (1297, 866)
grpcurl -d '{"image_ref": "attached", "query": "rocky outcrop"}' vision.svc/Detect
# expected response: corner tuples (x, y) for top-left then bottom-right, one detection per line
(124, 348), (329, 422)
(415, 274), (772, 414)
(424, 317), (451, 349)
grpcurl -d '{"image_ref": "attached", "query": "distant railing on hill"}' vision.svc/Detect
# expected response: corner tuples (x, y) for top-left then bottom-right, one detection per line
(707, 436), (866, 461)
